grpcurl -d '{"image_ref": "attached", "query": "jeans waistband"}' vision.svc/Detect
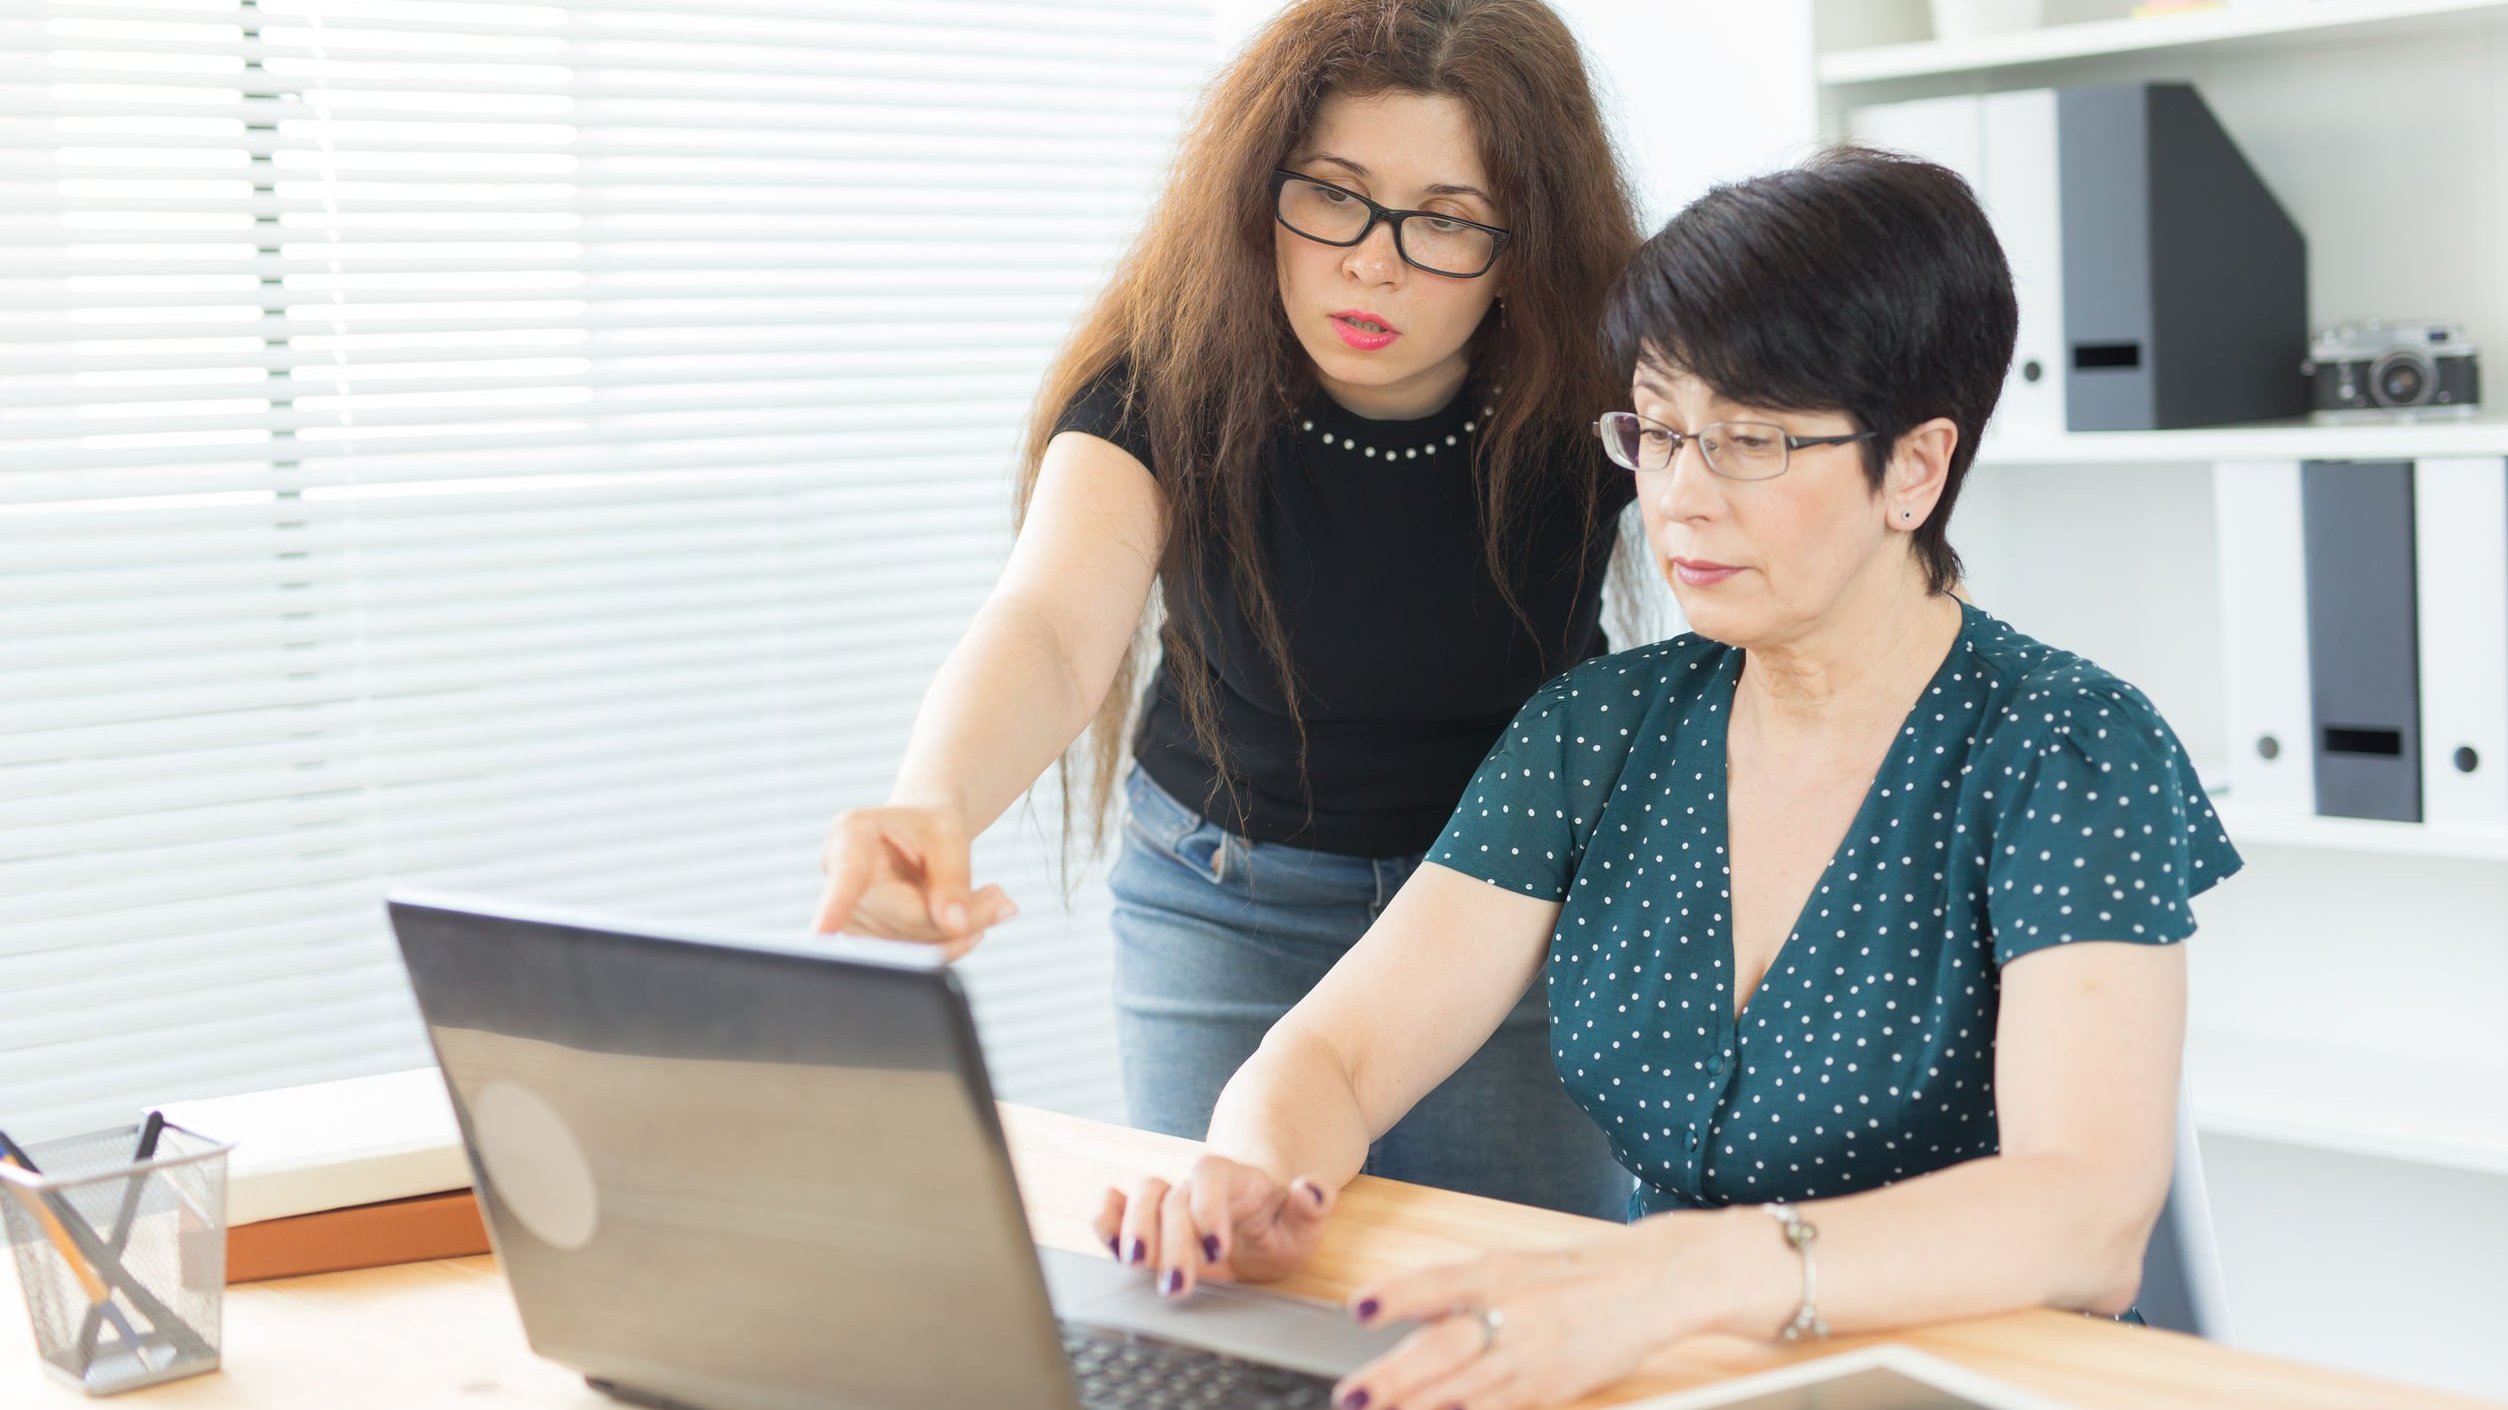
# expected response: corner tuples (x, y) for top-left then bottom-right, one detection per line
(1122, 767), (1426, 908)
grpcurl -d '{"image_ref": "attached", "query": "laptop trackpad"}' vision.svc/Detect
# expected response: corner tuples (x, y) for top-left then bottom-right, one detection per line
(1038, 1246), (1415, 1378)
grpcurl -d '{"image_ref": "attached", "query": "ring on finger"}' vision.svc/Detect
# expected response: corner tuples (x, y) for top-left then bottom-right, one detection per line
(1474, 1305), (1505, 1357)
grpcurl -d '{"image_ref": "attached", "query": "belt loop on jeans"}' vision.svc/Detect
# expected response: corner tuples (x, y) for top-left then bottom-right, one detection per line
(1125, 767), (1202, 855)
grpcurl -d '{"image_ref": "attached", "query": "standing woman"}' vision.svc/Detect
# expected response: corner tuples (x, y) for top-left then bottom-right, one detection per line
(813, 0), (1639, 1219)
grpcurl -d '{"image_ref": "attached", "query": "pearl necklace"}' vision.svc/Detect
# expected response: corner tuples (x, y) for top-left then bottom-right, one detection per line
(1301, 400), (1495, 461)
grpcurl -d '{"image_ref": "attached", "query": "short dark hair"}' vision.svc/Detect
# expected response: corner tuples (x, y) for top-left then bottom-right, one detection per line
(1600, 146), (2017, 594)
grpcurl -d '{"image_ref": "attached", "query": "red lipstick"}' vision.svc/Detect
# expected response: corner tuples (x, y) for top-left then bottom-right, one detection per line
(1328, 308), (1399, 351)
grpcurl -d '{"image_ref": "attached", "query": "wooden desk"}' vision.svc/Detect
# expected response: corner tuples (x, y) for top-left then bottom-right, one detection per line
(3, 1106), (2485, 1409)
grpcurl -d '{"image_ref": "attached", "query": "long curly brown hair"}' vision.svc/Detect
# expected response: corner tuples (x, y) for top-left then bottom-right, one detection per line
(1020, 0), (1641, 851)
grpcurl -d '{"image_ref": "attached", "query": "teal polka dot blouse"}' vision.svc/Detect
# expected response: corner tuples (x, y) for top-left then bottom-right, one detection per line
(1431, 602), (2241, 1218)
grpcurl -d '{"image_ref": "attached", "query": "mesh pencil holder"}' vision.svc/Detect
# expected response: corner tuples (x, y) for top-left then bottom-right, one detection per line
(1, 1122), (230, 1395)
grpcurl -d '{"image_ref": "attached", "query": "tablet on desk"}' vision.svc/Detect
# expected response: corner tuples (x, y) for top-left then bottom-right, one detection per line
(1626, 1345), (2078, 1410)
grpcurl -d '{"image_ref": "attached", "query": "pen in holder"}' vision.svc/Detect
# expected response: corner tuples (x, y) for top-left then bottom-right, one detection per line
(0, 1120), (230, 1395)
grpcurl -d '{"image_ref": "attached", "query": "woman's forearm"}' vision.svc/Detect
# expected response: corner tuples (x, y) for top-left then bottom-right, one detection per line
(1653, 1150), (2161, 1343)
(1202, 1024), (1377, 1194)
(886, 594), (1109, 833)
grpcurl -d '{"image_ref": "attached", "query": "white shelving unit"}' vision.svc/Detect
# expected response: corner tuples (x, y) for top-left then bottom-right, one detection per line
(1821, 0), (2508, 85)
(1810, 2), (2508, 1395)
(2219, 805), (2508, 862)
(1976, 411), (2508, 468)
(2189, 1031), (2508, 1178)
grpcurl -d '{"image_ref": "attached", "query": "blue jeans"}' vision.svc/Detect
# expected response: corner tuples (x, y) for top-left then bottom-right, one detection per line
(1108, 769), (1632, 1222)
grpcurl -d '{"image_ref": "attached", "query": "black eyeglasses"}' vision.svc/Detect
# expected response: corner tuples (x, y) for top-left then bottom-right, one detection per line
(1270, 168), (1511, 279)
(1594, 411), (1874, 482)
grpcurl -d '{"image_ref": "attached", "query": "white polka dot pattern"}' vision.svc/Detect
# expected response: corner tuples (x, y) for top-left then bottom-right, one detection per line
(1429, 603), (2242, 1216)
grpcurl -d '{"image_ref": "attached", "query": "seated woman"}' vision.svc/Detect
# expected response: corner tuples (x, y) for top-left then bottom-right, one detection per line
(1092, 147), (2241, 1410)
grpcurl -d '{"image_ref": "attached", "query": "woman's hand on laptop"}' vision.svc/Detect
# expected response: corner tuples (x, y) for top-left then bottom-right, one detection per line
(811, 803), (1017, 960)
(1326, 1217), (1726, 1410)
(1093, 1154), (1337, 1299)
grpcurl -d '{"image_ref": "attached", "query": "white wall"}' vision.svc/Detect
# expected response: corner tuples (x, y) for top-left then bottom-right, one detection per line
(1550, 1), (1820, 229)
(1212, 2), (1823, 231)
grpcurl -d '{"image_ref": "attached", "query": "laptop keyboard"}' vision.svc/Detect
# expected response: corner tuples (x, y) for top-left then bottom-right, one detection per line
(1061, 1321), (1338, 1410)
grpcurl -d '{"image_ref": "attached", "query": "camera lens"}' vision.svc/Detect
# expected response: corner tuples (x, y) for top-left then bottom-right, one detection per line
(2372, 349), (2433, 407)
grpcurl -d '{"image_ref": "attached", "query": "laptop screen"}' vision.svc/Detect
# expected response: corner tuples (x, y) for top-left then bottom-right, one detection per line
(389, 896), (1077, 1410)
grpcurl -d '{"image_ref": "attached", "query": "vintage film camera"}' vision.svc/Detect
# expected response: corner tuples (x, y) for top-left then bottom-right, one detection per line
(2304, 320), (2480, 417)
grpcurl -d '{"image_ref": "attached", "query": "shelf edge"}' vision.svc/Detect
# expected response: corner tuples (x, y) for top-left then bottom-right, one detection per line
(1819, 0), (2508, 85)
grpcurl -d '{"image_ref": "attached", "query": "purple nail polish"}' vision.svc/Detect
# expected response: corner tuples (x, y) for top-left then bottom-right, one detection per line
(1354, 1296), (1380, 1324)
(1127, 1238), (1145, 1267)
(1201, 1234), (1220, 1264)
(1161, 1268), (1183, 1297)
(1337, 1389), (1370, 1410)
(1105, 1235), (1121, 1258)
(1307, 1181), (1327, 1207)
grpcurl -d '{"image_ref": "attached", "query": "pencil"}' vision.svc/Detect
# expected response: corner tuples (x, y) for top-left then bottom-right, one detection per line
(0, 1133), (114, 1304)
(0, 1129), (212, 1366)
(73, 1113), (170, 1364)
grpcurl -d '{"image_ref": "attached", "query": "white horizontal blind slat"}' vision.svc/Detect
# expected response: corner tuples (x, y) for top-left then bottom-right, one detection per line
(0, 0), (1203, 1137)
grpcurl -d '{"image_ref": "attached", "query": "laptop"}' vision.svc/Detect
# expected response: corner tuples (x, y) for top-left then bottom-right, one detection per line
(385, 892), (1410, 1410)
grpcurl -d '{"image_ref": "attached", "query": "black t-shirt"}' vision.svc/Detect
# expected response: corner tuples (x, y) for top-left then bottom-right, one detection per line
(1052, 364), (1634, 857)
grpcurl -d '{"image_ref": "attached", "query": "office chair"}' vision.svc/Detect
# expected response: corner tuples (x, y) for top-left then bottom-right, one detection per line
(2134, 1078), (2231, 1339)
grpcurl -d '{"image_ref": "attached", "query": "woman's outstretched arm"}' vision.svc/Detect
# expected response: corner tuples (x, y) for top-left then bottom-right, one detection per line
(812, 430), (1163, 950)
(1095, 863), (1564, 1292)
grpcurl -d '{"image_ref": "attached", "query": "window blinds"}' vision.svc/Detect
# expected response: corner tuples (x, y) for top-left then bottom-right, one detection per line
(0, 0), (1212, 1139)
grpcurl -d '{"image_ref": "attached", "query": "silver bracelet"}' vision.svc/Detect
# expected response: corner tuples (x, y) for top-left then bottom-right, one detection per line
(1764, 1203), (1829, 1342)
